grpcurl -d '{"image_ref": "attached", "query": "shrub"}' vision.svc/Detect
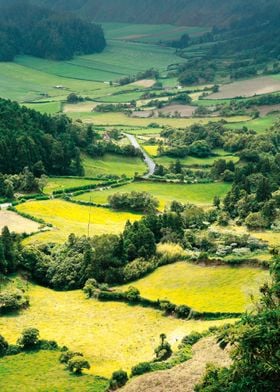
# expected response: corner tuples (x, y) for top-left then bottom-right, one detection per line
(125, 286), (140, 302)
(67, 356), (90, 374)
(131, 361), (152, 376)
(0, 289), (29, 314)
(17, 328), (40, 349)
(59, 350), (83, 364)
(5, 344), (21, 356)
(39, 340), (58, 350)
(0, 335), (8, 356)
(181, 331), (203, 346)
(109, 370), (128, 389)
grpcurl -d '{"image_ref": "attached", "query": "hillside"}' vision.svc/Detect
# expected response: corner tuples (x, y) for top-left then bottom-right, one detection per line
(31, 0), (279, 26)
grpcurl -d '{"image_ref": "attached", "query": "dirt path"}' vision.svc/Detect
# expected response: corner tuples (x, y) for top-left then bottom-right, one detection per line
(124, 133), (156, 178)
(121, 336), (231, 392)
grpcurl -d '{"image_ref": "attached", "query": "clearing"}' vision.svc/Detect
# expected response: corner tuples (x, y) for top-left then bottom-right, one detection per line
(0, 282), (233, 377)
(16, 199), (141, 243)
(118, 262), (269, 313)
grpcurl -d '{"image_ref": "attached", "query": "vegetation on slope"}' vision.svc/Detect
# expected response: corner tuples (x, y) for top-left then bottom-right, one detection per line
(0, 1), (106, 61)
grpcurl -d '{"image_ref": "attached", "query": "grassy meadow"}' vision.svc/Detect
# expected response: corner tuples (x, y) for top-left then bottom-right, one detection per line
(69, 111), (250, 127)
(0, 351), (108, 392)
(74, 181), (231, 209)
(82, 154), (146, 177)
(43, 177), (102, 194)
(118, 262), (269, 313)
(16, 199), (141, 243)
(225, 113), (279, 133)
(0, 281), (235, 377)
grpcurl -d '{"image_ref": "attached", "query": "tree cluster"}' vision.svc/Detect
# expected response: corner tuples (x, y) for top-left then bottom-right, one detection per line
(0, 99), (84, 176)
(0, 1), (106, 61)
(108, 191), (159, 213)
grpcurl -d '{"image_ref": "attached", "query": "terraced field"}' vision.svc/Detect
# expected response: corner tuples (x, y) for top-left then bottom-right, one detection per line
(118, 262), (269, 313)
(16, 199), (141, 243)
(0, 281), (235, 377)
(74, 181), (231, 209)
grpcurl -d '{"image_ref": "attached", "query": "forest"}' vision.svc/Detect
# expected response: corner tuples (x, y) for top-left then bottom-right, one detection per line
(0, 1), (106, 61)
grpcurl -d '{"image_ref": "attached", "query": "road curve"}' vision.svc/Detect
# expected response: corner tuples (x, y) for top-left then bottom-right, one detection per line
(124, 133), (156, 178)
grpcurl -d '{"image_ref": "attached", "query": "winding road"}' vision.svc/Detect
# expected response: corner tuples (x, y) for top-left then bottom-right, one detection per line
(124, 133), (156, 178)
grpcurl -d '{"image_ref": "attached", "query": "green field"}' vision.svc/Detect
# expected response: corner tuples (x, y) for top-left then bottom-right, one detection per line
(155, 153), (239, 167)
(118, 262), (269, 313)
(24, 101), (62, 114)
(44, 177), (102, 194)
(82, 153), (146, 177)
(69, 111), (250, 127)
(16, 199), (141, 243)
(103, 23), (209, 43)
(15, 40), (184, 83)
(0, 351), (108, 392)
(0, 280), (235, 377)
(225, 113), (279, 133)
(74, 181), (231, 209)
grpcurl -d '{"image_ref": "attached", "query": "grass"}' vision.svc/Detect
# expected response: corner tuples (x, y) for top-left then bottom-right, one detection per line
(16, 199), (141, 243)
(0, 280), (235, 377)
(44, 177), (102, 194)
(15, 40), (184, 83)
(118, 262), (269, 313)
(82, 153), (146, 177)
(103, 23), (209, 43)
(142, 145), (159, 156)
(155, 154), (239, 167)
(74, 181), (231, 210)
(225, 113), (279, 133)
(0, 351), (108, 392)
(69, 111), (250, 127)
(24, 101), (61, 114)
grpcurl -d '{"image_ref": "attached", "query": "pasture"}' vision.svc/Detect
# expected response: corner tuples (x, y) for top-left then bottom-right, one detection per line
(82, 154), (146, 177)
(16, 199), (141, 243)
(118, 262), (269, 313)
(209, 76), (280, 99)
(74, 181), (231, 209)
(103, 23), (209, 43)
(0, 351), (108, 392)
(43, 177), (102, 194)
(0, 281), (235, 377)
(225, 113), (279, 133)
(24, 101), (61, 114)
(155, 153), (239, 167)
(0, 210), (40, 234)
(69, 111), (250, 127)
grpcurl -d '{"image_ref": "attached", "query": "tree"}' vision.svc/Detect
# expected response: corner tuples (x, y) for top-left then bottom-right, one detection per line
(245, 212), (268, 230)
(67, 356), (90, 374)
(17, 328), (40, 349)
(154, 334), (173, 361)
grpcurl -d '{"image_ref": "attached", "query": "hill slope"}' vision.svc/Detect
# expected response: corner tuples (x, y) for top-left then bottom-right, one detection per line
(31, 0), (279, 26)
(121, 336), (231, 392)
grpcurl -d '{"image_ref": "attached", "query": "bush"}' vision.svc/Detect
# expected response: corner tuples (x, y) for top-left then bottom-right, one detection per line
(59, 350), (83, 364)
(17, 328), (40, 349)
(0, 335), (8, 356)
(131, 361), (152, 376)
(109, 370), (128, 389)
(0, 289), (29, 314)
(39, 340), (58, 350)
(5, 344), (21, 356)
(125, 286), (140, 302)
(67, 356), (90, 374)
(181, 331), (203, 346)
